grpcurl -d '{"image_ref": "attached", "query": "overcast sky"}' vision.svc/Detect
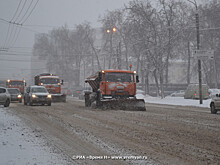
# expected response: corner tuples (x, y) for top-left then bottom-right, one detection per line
(0, 0), (130, 81)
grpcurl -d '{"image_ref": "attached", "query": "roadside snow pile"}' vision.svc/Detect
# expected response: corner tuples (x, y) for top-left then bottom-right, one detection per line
(136, 94), (211, 108)
(0, 107), (69, 165)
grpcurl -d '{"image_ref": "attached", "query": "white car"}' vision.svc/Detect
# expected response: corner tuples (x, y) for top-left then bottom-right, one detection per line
(210, 93), (220, 114)
(0, 87), (11, 107)
(208, 89), (220, 99)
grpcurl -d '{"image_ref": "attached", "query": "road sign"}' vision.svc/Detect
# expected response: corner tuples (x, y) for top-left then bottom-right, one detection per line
(194, 49), (214, 59)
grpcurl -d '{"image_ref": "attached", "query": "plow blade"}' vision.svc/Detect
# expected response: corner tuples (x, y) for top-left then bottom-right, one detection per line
(51, 94), (66, 102)
(100, 99), (146, 111)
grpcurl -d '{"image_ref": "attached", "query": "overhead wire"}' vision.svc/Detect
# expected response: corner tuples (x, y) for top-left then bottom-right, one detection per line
(17, 0), (34, 24)
(21, 0), (39, 25)
(13, 0), (27, 23)
(1, 0), (39, 50)
(10, 0), (23, 22)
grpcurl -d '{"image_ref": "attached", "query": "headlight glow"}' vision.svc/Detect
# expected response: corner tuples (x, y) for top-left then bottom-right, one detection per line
(18, 94), (22, 98)
(32, 94), (36, 98)
(47, 95), (52, 98)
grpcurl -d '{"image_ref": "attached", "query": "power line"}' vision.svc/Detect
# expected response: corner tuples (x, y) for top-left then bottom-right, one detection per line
(10, 0), (23, 22)
(21, 0), (39, 24)
(13, 0), (27, 23)
(0, 58), (41, 62)
(0, 53), (32, 56)
(17, 0), (34, 24)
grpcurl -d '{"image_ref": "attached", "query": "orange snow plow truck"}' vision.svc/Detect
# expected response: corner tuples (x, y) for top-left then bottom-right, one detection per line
(34, 73), (66, 102)
(85, 70), (146, 111)
(6, 79), (25, 94)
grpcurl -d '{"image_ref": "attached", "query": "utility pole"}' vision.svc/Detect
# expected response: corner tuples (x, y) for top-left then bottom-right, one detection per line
(187, 0), (202, 104)
(196, 11), (203, 104)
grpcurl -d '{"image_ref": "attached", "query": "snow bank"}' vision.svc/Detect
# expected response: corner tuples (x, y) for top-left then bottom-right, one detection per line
(136, 94), (211, 108)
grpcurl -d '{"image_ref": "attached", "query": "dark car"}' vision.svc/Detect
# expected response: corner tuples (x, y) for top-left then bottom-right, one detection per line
(24, 86), (52, 106)
(7, 88), (22, 103)
(0, 87), (11, 107)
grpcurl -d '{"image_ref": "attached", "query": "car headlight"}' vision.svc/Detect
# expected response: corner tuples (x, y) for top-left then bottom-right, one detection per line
(47, 94), (52, 98)
(32, 94), (36, 98)
(17, 94), (22, 98)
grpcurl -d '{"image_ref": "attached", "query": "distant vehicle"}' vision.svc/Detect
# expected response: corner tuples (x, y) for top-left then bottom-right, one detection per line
(78, 87), (92, 100)
(170, 90), (185, 97)
(208, 89), (220, 99)
(184, 84), (209, 99)
(0, 87), (11, 107)
(7, 88), (22, 103)
(6, 79), (25, 94)
(24, 86), (52, 106)
(72, 86), (83, 97)
(210, 93), (220, 114)
(34, 73), (66, 102)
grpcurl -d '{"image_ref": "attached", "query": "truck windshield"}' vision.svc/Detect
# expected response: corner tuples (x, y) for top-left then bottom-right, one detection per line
(105, 72), (134, 82)
(31, 88), (47, 93)
(40, 78), (59, 84)
(9, 81), (23, 86)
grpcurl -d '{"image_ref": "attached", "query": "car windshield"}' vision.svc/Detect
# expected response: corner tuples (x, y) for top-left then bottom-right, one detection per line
(0, 88), (6, 93)
(40, 78), (59, 84)
(8, 89), (20, 94)
(31, 87), (47, 93)
(9, 81), (23, 86)
(105, 72), (134, 82)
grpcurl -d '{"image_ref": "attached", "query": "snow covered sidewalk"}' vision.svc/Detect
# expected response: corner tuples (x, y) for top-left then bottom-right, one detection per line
(136, 94), (211, 108)
(0, 107), (69, 165)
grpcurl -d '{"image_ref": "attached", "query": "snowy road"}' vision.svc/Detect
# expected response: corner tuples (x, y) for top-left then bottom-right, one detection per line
(1, 97), (220, 165)
(0, 106), (71, 165)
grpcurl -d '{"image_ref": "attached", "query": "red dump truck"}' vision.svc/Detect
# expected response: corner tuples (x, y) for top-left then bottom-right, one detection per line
(34, 73), (66, 102)
(85, 70), (146, 111)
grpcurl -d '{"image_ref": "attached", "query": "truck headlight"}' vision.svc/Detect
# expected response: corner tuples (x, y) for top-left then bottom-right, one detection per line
(18, 94), (22, 98)
(32, 94), (36, 98)
(47, 95), (52, 98)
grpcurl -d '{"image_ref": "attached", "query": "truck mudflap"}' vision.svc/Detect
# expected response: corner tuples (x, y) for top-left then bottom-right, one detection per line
(51, 94), (66, 102)
(100, 98), (146, 111)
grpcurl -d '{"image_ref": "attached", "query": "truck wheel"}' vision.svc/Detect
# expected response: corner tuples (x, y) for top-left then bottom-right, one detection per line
(4, 99), (10, 107)
(48, 102), (51, 106)
(211, 103), (217, 114)
(29, 100), (33, 106)
(85, 94), (91, 107)
(24, 98), (27, 105)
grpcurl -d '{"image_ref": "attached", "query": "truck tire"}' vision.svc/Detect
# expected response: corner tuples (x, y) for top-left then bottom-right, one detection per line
(48, 102), (51, 106)
(29, 99), (33, 106)
(211, 103), (217, 114)
(24, 98), (27, 105)
(85, 93), (91, 107)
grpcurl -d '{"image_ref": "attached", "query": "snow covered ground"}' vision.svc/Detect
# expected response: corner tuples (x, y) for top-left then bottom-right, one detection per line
(0, 107), (70, 165)
(136, 93), (211, 108)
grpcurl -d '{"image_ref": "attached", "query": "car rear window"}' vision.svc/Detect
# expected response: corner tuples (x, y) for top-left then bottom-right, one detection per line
(8, 89), (20, 94)
(0, 88), (6, 93)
